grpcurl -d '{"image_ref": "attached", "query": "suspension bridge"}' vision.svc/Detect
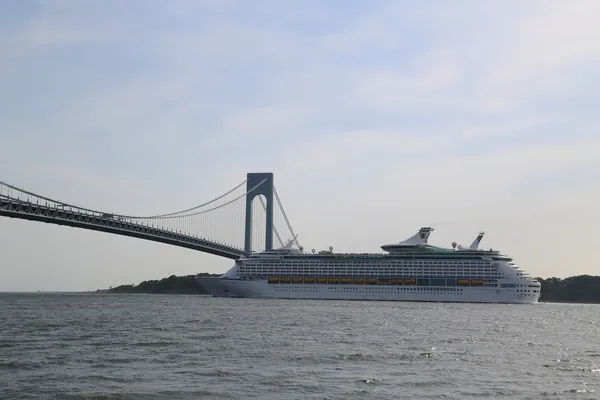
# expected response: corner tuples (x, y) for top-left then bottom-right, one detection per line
(0, 173), (300, 259)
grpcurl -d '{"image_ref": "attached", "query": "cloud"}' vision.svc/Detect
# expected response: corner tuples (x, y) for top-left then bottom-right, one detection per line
(1, 0), (600, 290)
(475, 2), (600, 107)
(355, 50), (463, 110)
(272, 130), (600, 271)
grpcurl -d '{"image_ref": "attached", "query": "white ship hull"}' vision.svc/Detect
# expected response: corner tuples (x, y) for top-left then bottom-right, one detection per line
(197, 278), (539, 304)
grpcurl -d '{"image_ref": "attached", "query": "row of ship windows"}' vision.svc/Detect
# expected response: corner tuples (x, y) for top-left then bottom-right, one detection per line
(247, 275), (503, 278)
(244, 268), (499, 272)
(246, 263), (491, 267)
(272, 287), (466, 293)
(248, 260), (491, 262)
(333, 287), (464, 291)
(240, 267), (500, 271)
(238, 263), (496, 272)
(241, 271), (504, 278)
(241, 269), (501, 273)
(265, 277), (498, 287)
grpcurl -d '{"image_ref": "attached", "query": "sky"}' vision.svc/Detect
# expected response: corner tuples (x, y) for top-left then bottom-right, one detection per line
(1, 0), (599, 291)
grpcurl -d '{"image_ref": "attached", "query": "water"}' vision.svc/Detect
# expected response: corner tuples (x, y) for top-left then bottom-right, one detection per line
(1, 294), (599, 399)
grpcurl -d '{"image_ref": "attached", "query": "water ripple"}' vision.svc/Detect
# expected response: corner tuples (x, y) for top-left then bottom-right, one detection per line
(2, 294), (600, 399)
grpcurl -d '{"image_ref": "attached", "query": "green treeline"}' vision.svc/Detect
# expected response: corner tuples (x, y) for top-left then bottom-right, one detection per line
(105, 273), (219, 294)
(104, 274), (600, 303)
(536, 275), (600, 303)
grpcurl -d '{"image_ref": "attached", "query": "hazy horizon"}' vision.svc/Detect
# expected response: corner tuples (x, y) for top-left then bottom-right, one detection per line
(1, 0), (599, 291)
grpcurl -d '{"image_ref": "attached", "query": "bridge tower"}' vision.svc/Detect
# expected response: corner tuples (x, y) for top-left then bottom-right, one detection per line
(245, 172), (274, 253)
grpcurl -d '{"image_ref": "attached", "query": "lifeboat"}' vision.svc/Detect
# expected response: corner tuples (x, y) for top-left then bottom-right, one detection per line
(316, 277), (328, 284)
(280, 277), (291, 284)
(378, 278), (391, 284)
(304, 277), (315, 284)
(353, 278), (365, 285)
(457, 279), (470, 286)
(391, 278), (403, 285)
(365, 278), (377, 285)
(292, 277), (303, 284)
(267, 277), (279, 284)
(328, 278), (339, 284)
(403, 279), (416, 285)
(341, 278), (353, 284)
(470, 279), (484, 286)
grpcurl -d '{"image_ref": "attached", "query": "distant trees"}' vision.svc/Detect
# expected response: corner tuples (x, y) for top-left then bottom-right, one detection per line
(107, 273), (220, 294)
(537, 275), (600, 303)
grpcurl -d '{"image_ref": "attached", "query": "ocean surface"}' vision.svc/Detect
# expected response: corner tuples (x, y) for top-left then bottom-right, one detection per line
(1, 294), (599, 400)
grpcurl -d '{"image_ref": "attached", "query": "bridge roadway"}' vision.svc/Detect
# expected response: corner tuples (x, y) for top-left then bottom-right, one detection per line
(0, 197), (245, 259)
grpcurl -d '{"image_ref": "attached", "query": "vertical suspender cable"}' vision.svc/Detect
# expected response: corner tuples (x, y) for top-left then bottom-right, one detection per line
(273, 186), (300, 248)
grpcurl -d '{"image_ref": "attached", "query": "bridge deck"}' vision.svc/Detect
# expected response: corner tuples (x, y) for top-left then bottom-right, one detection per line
(0, 197), (245, 259)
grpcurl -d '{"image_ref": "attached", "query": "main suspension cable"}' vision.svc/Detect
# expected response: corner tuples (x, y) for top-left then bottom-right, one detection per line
(151, 178), (268, 219)
(0, 179), (248, 220)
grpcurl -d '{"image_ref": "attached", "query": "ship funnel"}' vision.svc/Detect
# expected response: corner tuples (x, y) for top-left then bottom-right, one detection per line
(417, 227), (434, 244)
(468, 232), (485, 250)
(396, 227), (435, 246)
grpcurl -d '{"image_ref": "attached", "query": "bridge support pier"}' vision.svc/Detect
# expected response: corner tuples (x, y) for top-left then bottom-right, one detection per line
(245, 173), (274, 253)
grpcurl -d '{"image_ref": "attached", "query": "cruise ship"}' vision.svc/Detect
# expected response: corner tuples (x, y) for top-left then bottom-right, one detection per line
(196, 227), (540, 303)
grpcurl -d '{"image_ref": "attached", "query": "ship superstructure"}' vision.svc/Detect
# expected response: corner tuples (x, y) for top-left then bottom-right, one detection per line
(197, 227), (540, 303)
